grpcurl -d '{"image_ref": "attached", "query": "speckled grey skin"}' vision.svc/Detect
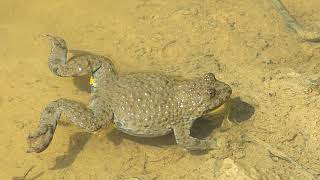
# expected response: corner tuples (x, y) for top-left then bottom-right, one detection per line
(27, 35), (232, 153)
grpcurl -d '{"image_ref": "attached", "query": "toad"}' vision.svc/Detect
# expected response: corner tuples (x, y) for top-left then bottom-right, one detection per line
(27, 35), (232, 153)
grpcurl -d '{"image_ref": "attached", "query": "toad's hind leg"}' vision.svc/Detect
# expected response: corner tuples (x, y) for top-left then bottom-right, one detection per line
(44, 34), (117, 78)
(173, 121), (217, 150)
(27, 98), (112, 153)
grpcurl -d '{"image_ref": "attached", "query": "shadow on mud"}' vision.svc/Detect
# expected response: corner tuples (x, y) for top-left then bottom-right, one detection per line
(73, 74), (91, 93)
(50, 132), (92, 170)
(228, 97), (255, 123)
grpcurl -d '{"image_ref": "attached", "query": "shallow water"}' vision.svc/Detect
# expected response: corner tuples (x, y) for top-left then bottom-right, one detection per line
(1, 0), (320, 179)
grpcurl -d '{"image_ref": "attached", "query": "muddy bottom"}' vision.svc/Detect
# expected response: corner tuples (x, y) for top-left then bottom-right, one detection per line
(1, 0), (320, 179)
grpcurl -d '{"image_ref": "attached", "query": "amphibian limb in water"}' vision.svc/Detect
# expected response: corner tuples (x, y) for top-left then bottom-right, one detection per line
(27, 35), (232, 153)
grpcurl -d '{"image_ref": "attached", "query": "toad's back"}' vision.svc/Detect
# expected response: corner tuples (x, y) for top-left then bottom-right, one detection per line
(99, 73), (181, 137)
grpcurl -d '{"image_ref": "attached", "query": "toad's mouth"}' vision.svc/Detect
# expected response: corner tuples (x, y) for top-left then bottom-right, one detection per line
(204, 99), (230, 116)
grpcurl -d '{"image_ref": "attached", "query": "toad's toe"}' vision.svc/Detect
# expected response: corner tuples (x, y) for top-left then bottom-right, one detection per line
(27, 126), (55, 153)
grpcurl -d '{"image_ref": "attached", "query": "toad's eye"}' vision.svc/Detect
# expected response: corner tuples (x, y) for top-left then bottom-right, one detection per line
(207, 88), (216, 97)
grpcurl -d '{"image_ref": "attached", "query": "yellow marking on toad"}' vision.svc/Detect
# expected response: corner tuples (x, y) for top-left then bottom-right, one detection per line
(90, 76), (95, 86)
(206, 101), (228, 115)
(205, 99), (233, 129)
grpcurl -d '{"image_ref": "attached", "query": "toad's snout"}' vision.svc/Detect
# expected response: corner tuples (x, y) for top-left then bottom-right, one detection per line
(215, 82), (232, 99)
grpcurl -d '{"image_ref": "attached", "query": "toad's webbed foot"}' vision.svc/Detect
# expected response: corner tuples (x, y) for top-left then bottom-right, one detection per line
(27, 98), (112, 153)
(27, 124), (56, 153)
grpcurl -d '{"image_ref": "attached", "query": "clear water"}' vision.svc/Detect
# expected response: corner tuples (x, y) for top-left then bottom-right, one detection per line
(1, 0), (320, 179)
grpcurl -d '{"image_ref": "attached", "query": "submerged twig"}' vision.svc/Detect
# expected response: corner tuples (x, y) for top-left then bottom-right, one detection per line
(222, 99), (319, 178)
(12, 166), (35, 180)
(271, 0), (320, 42)
(242, 133), (320, 178)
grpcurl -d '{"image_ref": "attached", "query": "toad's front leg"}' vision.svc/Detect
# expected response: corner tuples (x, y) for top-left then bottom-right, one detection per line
(27, 98), (112, 153)
(173, 120), (218, 150)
